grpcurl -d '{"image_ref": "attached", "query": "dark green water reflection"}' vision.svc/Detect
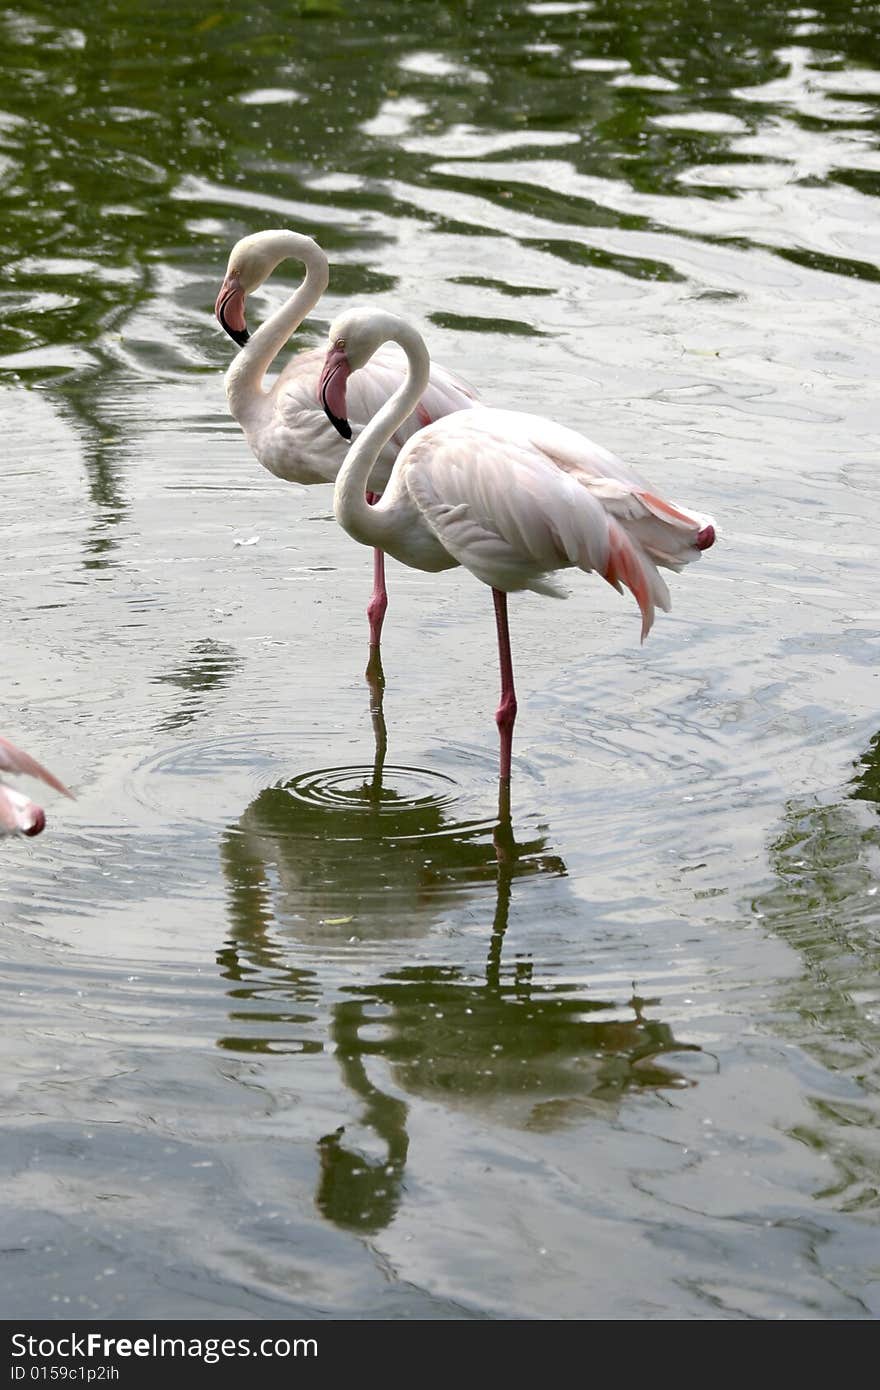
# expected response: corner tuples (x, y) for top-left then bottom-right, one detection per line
(754, 732), (880, 1213)
(6, 0), (880, 369)
(5, 0), (880, 547)
(316, 974), (694, 1234)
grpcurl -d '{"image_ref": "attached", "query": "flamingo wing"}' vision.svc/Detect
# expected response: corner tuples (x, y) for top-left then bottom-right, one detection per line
(504, 410), (715, 572)
(400, 408), (711, 639)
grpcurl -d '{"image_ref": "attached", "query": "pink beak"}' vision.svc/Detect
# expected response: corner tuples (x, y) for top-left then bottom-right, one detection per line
(215, 273), (249, 347)
(318, 344), (353, 440)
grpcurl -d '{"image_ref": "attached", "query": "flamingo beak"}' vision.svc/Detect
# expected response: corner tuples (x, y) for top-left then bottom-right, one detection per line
(318, 344), (353, 440)
(215, 272), (250, 347)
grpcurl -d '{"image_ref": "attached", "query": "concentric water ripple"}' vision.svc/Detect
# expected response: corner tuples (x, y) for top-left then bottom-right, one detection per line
(281, 762), (462, 822)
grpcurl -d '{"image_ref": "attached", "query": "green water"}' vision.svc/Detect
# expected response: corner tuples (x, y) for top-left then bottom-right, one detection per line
(1, 0), (879, 1318)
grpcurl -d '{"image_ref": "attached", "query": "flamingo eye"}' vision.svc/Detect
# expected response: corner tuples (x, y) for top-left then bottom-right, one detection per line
(335, 338), (345, 350)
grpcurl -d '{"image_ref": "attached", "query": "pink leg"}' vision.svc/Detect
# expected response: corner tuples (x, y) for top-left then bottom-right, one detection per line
(365, 491), (387, 648)
(367, 547), (388, 646)
(492, 588), (517, 783)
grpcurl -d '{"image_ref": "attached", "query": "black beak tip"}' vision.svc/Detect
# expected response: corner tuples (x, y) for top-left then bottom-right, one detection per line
(23, 809), (46, 837)
(217, 296), (250, 348)
(327, 411), (352, 441)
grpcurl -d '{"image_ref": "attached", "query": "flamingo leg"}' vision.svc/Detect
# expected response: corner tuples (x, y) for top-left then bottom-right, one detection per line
(365, 491), (388, 648)
(485, 777), (524, 986)
(492, 588), (518, 784)
(365, 642), (385, 711)
(364, 645), (388, 804)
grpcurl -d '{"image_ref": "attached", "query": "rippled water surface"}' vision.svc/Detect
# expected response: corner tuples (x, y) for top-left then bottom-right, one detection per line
(2, 1), (879, 1319)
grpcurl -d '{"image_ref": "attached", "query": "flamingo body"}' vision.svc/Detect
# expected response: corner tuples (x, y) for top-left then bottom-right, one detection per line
(377, 406), (714, 637)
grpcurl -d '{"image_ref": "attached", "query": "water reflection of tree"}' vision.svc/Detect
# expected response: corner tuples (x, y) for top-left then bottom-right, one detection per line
(756, 730), (880, 1210)
(218, 681), (699, 1234)
(850, 731), (880, 807)
(7, 0), (878, 367)
(759, 732), (880, 1044)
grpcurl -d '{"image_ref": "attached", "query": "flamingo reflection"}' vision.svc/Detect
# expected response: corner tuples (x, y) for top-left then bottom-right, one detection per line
(219, 672), (699, 1234)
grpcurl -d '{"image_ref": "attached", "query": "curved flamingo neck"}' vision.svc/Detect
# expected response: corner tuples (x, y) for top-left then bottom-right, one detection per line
(225, 233), (330, 427)
(333, 315), (430, 548)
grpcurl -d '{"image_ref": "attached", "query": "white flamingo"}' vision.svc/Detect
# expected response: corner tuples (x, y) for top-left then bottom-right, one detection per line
(0, 736), (73, 837)
(318, 308), (716, 784)
(214, 229), (478, 646)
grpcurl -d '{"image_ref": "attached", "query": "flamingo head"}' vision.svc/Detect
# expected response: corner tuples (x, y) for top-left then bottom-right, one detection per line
(319, 307), (395, 440)
(216, 229), (320, 348)
(318, 340), (353, 440)
(215, 268), (249, 347)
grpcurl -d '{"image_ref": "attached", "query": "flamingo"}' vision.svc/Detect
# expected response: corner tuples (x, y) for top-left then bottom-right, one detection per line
(214, 229), (478, 648)
(0, 736), (73, 837)
(318, 308), (716, 785)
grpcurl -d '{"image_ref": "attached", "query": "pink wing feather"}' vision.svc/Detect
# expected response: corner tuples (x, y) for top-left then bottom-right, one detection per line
(0, 737), (73, 798)
(401, 407), (714, 640)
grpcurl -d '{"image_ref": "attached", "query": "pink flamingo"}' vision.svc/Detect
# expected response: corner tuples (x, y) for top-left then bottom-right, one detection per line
(0, 736), (73, 837)
(318, 308), (716, 785)
(214, 229), (478, 647)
